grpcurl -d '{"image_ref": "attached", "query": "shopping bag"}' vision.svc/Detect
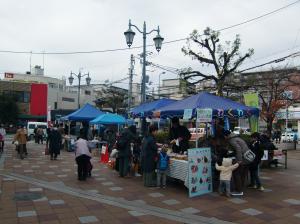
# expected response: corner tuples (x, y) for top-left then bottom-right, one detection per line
(45, 145), (49, 155)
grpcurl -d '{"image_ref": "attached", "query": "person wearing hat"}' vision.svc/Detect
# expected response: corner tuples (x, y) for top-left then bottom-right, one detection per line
(169, 117), (191, 154)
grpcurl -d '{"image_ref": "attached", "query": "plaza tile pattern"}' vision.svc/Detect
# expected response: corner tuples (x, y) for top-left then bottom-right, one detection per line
(1, 141), (300, 223)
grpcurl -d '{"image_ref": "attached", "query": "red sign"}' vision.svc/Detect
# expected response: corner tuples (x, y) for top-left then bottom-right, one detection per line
(4, 73), (14, 78)
(30, 83), (48, 116)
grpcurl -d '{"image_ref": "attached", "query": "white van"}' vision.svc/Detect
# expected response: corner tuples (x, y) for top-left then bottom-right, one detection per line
(27, 122), (48, 140)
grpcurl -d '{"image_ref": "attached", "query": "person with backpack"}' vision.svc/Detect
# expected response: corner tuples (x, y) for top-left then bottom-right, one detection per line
(141, 125), (158, 187)
(157, 145), (170, 188)
(117, 125), (137, 177)
(248, 132), (264, 191)
(224, 130), (255, 196)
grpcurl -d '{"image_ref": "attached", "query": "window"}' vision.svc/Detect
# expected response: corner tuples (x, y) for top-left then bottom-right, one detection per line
(62, 97), (75, 102)
(85, 90), (91, 95)
(54, 102), (58, 109)
(24, 92), (30, 103)
(49, 83), (57, 89)
(29, 124), (35, 129)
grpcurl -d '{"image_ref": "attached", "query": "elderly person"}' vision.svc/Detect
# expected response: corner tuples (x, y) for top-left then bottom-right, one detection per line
(224, 130), (250, 196)
(13, 126), (27, 159)
(75, 129), (92, 181)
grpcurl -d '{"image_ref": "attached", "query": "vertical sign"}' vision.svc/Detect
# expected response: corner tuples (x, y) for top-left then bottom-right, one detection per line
(188, 148), (212, 197)
(183, 109), (193, 120)
(47, 105), (52, 127)
(244, 93), (259, 108)
(196, 108), (212, 123)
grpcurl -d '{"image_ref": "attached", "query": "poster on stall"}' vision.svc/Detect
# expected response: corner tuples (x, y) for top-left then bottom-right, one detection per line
(188, 148), (212, 198)
(196, 108), (212, 123)
(183, 109), (193, 120)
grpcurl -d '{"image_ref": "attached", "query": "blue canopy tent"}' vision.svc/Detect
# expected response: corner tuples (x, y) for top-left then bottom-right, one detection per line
(157, 92), (259, 119)
(131, 99), (177, 118)
(90, 113), (126, 125)
(63, 103), (104, 121)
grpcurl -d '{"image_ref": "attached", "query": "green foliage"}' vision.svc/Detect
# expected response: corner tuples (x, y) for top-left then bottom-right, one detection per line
(154, 130), (169, 144)
(0, 94), (19, 124)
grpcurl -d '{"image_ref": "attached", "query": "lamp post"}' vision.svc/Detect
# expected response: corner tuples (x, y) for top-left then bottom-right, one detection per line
(158, 71), (166, 99)
(68, 70), (91, 109)
(124, 19), (164, 104)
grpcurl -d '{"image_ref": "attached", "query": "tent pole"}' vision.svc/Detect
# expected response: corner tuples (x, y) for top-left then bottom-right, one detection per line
(196, 121), (199, 148)
(68, 121), (70, 136)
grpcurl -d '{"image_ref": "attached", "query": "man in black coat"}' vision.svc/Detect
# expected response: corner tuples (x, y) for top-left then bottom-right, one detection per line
(118, 125), (137, 177)
(48, 126), (62, 160)
(169, 117), (191, 154)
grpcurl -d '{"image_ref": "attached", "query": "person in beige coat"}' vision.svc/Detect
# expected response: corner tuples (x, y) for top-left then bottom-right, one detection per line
(216, 158), (239, 197)
(13, 126), (28, 159)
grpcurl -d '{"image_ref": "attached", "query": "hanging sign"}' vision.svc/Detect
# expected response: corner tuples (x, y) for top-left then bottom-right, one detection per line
(183, 109), (193, 120)
(188, 148), (212, 197)
(196, 108), (212, 123)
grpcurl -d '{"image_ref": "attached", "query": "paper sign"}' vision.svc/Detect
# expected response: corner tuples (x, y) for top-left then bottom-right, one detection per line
(101, 145), (107, 154)
(188, 148), (212, 198)
(261, 150), (268, 161)
(183, 109), (193, 120)
(196, 108), (212, 123)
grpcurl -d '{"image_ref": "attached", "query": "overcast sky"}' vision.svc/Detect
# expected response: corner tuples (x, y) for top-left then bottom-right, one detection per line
(0, 0), (299, 89)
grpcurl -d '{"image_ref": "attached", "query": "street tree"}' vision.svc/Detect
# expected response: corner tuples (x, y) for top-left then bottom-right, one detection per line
(181, 27), (254, 96)
(226, 68), (300, 135)
(95, 86), (127, 113)
(0, 94), (19, 124)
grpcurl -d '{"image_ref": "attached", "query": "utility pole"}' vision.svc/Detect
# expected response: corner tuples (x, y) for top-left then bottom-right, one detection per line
(128, 54), (135, 114)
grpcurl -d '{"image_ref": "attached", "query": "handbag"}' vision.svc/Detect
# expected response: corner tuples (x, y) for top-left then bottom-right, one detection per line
(45, 145), (49, 155)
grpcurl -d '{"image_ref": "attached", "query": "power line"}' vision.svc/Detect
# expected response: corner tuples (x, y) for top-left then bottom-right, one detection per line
(0, 0), (299, 55)
(238, 51), (300, 72)
(217, 0), (300, 32)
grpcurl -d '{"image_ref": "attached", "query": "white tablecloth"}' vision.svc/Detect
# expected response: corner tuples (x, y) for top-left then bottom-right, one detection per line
(167, 159), (188, 187)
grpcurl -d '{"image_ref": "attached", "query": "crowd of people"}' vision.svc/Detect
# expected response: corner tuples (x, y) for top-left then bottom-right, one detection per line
(2, 117), (281, 196)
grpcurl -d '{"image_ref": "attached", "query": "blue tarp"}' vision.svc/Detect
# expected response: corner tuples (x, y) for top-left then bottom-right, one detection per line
(90, 113), (126, 125)
(63, 103), (104, 121)
(131, 99), (177, 117)
(158, 92), (259, 119)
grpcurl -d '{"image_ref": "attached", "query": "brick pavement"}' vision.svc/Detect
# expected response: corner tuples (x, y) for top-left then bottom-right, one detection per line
(1, 140), (300, 224)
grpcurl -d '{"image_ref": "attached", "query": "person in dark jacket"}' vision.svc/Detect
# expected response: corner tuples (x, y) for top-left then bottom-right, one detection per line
(169, 117), (191, 154)
(248, 132), (264, 191)
(48, 126), (62, 160)
(142, 125), (158, 187)
(118, 125), (137, 177)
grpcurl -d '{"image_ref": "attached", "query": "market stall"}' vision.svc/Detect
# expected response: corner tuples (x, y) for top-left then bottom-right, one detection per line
(60, 104), (105, 150)
(155, 92), (259, 197)
(90, 113), (127, 158)
(131, 99), (176, 118)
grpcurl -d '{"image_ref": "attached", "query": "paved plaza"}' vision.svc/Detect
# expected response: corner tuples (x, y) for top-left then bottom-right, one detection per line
(0, 139), (300, 224)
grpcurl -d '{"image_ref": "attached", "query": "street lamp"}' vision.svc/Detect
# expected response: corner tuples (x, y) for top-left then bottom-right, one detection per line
(158, 71), (166, 99)
(124, 19), (164, 104)
(68, 70), (91, 109)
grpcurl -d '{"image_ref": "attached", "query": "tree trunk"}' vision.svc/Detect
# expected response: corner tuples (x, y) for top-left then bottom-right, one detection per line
(216, 82), (223, 96)
(266, 118), (273, 137)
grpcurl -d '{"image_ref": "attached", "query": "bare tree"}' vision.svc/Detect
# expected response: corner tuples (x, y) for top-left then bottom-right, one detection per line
(181, 27), (254, 96)
(95, 85), (127, 113)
